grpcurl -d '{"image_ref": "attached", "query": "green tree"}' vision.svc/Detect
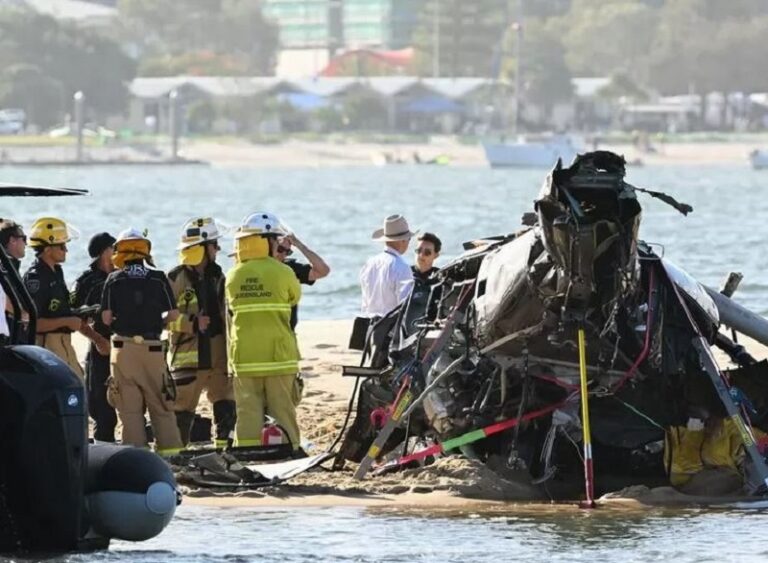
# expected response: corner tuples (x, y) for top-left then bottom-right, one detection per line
(139, 52), (250, 77)
(646, 1), (768, 95)
(0, 10), (135, 125)
(692, 0), (768, 20)
(501, 19), (573, 111)
(0, 64), (64, 128)
(552, 0), (659, 77)
(117, 0), (279, 75)
(523, 0), (573, 18)
(413, 0), (508, 78)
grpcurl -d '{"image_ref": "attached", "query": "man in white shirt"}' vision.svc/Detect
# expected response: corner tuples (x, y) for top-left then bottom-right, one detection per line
(359, 214), (417, 318)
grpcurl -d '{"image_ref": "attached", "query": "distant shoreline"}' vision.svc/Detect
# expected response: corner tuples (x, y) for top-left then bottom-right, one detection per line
(0, 137), (764, 168)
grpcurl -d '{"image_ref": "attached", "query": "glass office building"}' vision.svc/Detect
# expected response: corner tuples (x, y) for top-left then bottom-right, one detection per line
(263, 0), (426, 49)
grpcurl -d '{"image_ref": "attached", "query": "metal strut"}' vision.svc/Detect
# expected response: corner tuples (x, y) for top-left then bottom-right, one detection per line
(669, 270), (768, 493)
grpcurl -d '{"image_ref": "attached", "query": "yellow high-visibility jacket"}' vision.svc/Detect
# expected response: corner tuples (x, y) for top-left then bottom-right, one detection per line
(225, 257), (301, 377)
(167, 263), (225, 372)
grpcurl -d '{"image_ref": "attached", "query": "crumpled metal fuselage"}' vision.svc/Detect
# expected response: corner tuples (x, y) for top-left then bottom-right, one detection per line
(343, 151), (768, 499)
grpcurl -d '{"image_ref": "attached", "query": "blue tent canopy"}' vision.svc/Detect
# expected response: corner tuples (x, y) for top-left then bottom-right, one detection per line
(402, 95), (463, 114)
(278, 92), (330, 111)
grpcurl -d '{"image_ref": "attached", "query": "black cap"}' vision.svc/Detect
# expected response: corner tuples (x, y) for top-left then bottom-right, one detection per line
(88, 232), (116, 259)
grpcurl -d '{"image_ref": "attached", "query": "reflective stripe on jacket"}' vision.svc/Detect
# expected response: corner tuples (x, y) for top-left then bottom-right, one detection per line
(167, 265), (224, 371)
(225, 257), (301, 378)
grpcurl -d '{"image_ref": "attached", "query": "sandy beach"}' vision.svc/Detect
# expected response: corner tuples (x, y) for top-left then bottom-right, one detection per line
(72, 317), (768, 510)
(1, 137), (765, 167)
(181, 139), (766, 168)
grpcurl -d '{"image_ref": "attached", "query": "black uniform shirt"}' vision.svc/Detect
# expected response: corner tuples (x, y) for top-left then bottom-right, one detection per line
(23, 258), (74, 332)
(412, 266), (439, 284)
(72, 265), (110, 338)
(284, 258), (314, 330)
(201, 262), (225, 337)
(101, 261), (175, 338)
(406, 266), (441, 334)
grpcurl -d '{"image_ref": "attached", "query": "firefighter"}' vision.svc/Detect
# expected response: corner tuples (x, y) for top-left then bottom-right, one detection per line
(23, 217), (98, 376)
(225, 212), (302, 450)
(168, 217), (235, 447)
(71, 232), (117, 442)
(101, 228), (183, 455)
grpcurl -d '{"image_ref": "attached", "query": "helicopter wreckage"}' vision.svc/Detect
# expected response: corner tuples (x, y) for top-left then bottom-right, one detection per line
(340, 151), (768, 502)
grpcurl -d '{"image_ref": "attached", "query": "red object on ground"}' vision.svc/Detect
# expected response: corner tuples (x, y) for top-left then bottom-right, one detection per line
(262, 424), (284, 446)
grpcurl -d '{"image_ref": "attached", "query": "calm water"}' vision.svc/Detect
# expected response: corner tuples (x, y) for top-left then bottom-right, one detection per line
(4, 163), (768, 319)
(17, 503), (768, 563)
(3, 163), (768, 561)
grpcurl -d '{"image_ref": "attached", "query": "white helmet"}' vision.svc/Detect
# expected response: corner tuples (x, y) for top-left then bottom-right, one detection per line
(115, 227), (149, 244)
(177, 217), (224, 250)
(233, 212), (287, 240)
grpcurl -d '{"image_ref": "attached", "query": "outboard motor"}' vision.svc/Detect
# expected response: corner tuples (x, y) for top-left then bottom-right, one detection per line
(0, 346), (179, 553)
(0, 345), (89, 552)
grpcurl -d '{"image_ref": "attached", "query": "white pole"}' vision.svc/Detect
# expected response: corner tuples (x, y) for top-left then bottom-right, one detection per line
(513, 0), (522, 135)
(73, 91), (84, 163)
(432, 0), (440, 78)
(169, 89), (179, 161)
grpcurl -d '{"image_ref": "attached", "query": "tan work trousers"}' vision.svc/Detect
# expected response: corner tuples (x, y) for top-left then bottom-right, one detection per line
(234, 375), (300, 450)
(173, 335), (233, 411)
(110, 338), (183, 455)
(36, 333), (84, 378)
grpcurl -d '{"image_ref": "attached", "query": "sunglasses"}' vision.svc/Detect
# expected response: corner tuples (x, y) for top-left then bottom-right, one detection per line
(11, 233), (26, 243)
(414, 248), (433, 256)
(52, 243), (67, 251)
(277, 245), (293, 256)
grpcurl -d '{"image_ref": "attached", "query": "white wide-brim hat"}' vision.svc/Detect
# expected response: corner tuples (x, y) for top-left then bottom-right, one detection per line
(371, 214), (418, 242)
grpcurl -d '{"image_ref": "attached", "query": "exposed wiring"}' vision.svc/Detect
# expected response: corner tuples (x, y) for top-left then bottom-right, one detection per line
(614, 397), (664, 430)
(612, 263), (657, 391)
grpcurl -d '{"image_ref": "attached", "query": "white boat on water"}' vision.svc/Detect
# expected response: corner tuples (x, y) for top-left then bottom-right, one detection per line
(749, 149), (768, 170)
(482, 135), (582, 168)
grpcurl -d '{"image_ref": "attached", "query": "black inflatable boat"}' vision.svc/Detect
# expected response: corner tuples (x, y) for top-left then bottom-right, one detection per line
(0, 184), (179, 553)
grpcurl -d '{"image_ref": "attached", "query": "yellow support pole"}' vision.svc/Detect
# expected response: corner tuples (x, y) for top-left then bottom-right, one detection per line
(578, 327), (596, 508)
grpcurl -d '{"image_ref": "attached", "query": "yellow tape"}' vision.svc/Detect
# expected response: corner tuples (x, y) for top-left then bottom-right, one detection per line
(392, 390), (413, 420)
(731, 414), (755, 447)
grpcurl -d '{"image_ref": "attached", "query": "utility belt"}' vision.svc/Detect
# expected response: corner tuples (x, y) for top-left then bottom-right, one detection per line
(112, 334), (163, 351)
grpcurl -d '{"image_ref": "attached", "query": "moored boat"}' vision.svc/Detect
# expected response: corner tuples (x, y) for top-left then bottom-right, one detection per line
(749, 149), (768, 169)
(482, 135), (582, 168)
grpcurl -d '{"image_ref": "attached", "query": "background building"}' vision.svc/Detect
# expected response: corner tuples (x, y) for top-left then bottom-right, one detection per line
(264, 0), (427, 76)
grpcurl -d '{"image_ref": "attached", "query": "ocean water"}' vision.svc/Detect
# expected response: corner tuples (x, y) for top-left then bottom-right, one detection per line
(35, 503), (768, 563)
(3, 162), (768, 561)
(4, 163), (768, 321)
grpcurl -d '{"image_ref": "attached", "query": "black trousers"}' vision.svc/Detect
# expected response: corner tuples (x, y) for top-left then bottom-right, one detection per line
(86, 346), (118, 442)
